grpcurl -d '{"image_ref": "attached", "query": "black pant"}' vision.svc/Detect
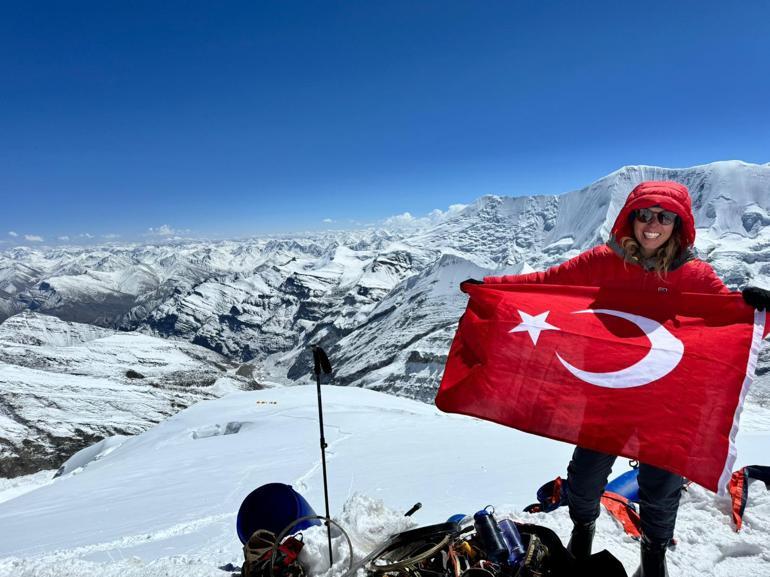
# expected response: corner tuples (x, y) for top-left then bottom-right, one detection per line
(566, 446), (683, 543)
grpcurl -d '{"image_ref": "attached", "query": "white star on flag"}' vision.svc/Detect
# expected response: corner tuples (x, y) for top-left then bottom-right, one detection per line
(509, 310), (560, 345)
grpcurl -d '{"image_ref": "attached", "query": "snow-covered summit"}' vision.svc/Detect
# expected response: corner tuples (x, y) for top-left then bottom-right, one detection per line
(0, 310), (112, 347)
(0, 386), (767, 577)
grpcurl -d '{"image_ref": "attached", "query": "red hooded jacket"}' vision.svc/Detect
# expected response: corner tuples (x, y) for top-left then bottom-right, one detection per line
(484, 181), (730, 295)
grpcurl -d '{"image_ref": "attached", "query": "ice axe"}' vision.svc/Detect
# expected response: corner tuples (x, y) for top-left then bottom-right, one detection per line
(311, 344), (334, 566)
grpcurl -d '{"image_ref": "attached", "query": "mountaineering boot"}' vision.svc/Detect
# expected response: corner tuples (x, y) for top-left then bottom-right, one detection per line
(631, 535), (669, 577)
(566, 519), (595, 560)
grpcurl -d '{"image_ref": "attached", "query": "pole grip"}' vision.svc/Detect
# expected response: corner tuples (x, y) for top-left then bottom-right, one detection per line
(405, 502), (422, 517)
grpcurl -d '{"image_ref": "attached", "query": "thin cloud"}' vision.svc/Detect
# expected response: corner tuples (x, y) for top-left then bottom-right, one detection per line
(58, 236), (70, 241)
(383, 212), (417, 227)
(102, 233), (120, 239)
(8, 231), (18, 237)
(322, 218), (334, 223)
(146, 224), (190, 237)
(25, 234), (44, 242)
(382, 204), (468, 230)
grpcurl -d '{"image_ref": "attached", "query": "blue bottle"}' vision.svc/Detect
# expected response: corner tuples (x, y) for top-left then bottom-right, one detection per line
(473, 507), (508, 564)
(498, 518), (525, 566)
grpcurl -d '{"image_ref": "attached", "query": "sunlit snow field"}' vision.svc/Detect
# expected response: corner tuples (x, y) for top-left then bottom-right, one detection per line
(0, 385), (768, 577)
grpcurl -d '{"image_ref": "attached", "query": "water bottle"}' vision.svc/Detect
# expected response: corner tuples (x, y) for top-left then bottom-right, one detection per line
(473, 506), (508, 563)
(498, 518), (525, 567)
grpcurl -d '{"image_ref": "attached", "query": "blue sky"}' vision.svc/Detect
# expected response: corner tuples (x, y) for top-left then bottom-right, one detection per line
(2, 1), (769, 243)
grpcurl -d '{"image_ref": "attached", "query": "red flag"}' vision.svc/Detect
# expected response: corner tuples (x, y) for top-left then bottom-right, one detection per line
(435, 284), (767, 493)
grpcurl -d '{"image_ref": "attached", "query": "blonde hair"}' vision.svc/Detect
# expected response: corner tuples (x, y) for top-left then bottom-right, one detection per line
(620, 233), (682, 277)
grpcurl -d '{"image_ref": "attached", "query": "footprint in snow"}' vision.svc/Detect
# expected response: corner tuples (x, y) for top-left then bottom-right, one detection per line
(714, 542), (763, 564)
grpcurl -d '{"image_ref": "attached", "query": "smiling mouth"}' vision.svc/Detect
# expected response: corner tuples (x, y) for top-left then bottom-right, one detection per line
(643, 232), (661, 239)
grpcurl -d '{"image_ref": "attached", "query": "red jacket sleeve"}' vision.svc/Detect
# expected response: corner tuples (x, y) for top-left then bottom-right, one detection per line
(484, 246), (605, 286)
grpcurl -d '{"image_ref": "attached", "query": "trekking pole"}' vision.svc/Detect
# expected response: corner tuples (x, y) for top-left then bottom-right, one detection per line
(312, 344), (334, 566)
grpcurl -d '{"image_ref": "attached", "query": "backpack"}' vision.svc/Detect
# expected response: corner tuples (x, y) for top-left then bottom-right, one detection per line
(515, 523), (627, 577)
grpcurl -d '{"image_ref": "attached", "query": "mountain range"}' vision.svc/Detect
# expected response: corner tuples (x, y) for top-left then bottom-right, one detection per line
(1, 160), (768, 475)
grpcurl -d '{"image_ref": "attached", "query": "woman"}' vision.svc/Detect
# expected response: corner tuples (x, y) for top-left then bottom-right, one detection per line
(481, 181), (769, 577)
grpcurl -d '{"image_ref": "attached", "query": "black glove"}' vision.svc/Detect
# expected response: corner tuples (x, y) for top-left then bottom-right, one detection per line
(742, 286), (770, 311)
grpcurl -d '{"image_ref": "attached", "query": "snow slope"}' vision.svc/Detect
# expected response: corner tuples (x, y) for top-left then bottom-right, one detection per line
(0, 312), (248, 476)
(0, 386), (767, 577)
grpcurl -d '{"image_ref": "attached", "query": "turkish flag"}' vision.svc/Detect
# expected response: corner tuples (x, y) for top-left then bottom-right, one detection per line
(435, 284), (767, 493)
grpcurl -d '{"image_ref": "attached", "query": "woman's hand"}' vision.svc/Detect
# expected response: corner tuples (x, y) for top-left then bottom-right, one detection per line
(742, 286), (770, 311)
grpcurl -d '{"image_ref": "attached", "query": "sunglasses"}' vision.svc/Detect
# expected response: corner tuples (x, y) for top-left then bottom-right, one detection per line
(634, 208), (678, 226)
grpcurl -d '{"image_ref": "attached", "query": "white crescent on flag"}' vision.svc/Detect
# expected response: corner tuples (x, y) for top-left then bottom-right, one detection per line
(555, 308), (685, 389)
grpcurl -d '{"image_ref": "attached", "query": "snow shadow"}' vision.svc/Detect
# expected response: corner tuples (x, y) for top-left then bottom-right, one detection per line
(190, 421), (250, 440)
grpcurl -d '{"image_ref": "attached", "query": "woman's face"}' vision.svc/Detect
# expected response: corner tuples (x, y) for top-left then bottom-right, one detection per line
(633, 207), (676, 257)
